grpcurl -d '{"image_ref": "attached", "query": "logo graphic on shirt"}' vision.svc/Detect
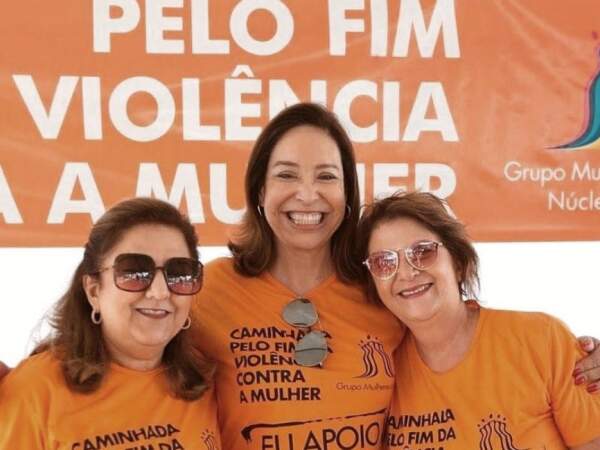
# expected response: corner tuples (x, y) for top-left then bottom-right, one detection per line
(201, 429), (219, 450)
(355, 335), (394, 378)
(477, 414), (523, 450)
(552, 47), (600, 150)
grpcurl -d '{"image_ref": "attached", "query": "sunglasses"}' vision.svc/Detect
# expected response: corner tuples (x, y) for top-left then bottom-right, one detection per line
(363, 240), (443, 280)
(282, 298), (328, 367)
(93, 253), (203, 295)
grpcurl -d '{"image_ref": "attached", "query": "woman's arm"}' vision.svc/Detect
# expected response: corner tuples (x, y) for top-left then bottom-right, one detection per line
(0, 370), (47, 449)
(545, 320), (600, 445)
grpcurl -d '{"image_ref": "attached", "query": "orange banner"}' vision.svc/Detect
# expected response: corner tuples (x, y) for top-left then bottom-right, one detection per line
(1, 0), (599, 246)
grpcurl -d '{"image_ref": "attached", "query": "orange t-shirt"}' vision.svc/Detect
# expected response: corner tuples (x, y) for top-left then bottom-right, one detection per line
(192, 257), (405, 450)
(0, 351), (221, 449)
(385, 307), (600, 449)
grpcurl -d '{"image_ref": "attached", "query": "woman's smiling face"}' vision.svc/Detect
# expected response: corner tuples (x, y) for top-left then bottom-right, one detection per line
(367, 217), (461, 325)
(84, 224), (194, 363)
(261, 125), (346, 256)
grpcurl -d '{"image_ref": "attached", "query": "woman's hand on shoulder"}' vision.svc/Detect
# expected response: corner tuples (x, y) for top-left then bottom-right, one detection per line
(575, 336), (600, 393)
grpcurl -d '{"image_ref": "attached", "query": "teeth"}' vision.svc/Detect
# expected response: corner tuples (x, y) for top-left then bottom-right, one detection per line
(400, 284), (429, 297)
(137, 308), (169, 317)
(288, 212), (323, 225)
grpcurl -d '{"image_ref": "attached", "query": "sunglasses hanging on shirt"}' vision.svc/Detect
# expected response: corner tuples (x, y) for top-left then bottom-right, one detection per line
(282, 298), (329, 367)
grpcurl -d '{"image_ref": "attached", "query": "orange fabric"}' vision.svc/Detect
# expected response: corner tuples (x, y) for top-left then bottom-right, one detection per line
(0, 351), (220, 450)
(192, 257), (405, 450)
(385, 308), (600, 449)
(2, 2), (600, 245)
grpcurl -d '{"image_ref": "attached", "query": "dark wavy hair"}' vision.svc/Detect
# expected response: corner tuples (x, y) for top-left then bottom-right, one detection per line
(357, 191), (480, 304)
(228, 102), (362, 283)
(36, 197), (212, 400)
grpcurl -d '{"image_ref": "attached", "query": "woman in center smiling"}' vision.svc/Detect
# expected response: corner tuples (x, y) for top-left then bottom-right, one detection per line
(191, 102), (600, 450)
(192, 103), (404, 450)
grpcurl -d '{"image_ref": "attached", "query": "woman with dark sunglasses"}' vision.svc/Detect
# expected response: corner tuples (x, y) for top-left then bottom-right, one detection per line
(358, 191), (600, 449)
(188, 102), (600, 450)
(0, 198), (220, 449)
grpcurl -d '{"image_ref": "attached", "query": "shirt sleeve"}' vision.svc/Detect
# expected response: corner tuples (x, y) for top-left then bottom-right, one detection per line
(0, 360), (52, 450)
(545, 315), (600, 446)
(0, 383), (48, 450)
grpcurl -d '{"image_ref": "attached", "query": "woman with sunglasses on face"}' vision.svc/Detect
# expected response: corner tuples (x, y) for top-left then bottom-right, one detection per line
(359, 191), (600, 449)
(0, 198), (220, 449)
(190, 103), (404, 450)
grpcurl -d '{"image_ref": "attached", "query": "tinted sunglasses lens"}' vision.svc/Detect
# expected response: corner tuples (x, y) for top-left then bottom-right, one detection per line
(113, 253), (154, 292)
(164, 258), (203, 295)
(282, 298), (318, 327)
(367, 251), (398, 279)
(294, 331), (328, 367)
(408, 242), (439, 269)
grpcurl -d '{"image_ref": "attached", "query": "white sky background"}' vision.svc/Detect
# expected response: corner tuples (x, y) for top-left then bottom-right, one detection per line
(1, 242), (600, 367)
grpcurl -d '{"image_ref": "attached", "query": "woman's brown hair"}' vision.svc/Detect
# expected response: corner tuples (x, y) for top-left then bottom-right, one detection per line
(357, 191), (480, 304)
(229, 102), (362, 283)
(38, 197), (212, 400)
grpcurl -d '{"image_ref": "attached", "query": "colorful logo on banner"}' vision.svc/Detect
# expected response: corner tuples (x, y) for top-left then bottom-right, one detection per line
(554, 48), (600, 150)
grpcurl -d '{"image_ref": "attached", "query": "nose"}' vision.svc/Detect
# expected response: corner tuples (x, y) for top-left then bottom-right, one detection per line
(295, 178), (319, 202)
(394, 252), (419, 281)
(145, 269), (170, 299)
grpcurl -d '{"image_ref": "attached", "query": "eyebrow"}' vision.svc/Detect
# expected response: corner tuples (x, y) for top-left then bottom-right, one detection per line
(272, 161), (341, 170)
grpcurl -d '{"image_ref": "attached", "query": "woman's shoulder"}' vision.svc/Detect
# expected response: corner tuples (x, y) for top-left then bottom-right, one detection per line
(192, 257), (249, 328)
(197, 257), (238, 299)
(483, 308), (573, 342)
(203, 256), (237, 279)
(0, 351), (63, 398)
(485, 308), (563, 326)
(7, 351), (61, 380)
(204, 256), (232, 269)
(201, 256), (274, 296)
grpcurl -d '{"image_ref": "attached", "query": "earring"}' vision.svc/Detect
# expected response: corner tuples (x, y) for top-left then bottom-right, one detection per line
(345, 205), (352, 219)
(181, 317), (191, 330)
(91, 309), (102, 325)
(257, 205), (264, 217)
